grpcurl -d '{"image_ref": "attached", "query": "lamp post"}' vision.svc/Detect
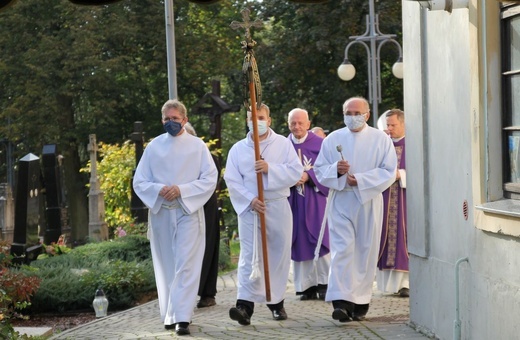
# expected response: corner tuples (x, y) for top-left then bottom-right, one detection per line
(337, 0), (403, 126)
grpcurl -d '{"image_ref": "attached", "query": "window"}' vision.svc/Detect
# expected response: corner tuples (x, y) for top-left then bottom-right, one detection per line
(502, 4), (520, 199)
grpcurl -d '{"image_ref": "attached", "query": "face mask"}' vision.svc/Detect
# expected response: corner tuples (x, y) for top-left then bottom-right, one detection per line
(344, 114), (367, 130)
(164, 120), (183, 136)
(247, 120), (269, 135)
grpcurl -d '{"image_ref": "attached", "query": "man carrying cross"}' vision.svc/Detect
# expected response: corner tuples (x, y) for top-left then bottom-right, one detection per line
(224, 103), (303, 325)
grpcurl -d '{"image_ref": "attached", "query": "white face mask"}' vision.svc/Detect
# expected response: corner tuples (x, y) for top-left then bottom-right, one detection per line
(344, 113), (367, 130)
(248, 120), (269, 135)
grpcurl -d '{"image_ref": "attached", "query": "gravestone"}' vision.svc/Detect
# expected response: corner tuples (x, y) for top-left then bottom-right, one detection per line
(87, 135), (108, 241)
(42, 144), (70, 245)
(10, 153), (42, 264)
(0, 183), (14, 242)
(130, 121), (148, 223)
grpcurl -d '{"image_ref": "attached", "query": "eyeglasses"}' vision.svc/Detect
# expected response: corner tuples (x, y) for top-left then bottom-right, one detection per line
(163, 116), (184, 123)
(343, 111), (368, 116)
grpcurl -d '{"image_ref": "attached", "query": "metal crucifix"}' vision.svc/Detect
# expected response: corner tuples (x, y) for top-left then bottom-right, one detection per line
(230, 8), (271, 302)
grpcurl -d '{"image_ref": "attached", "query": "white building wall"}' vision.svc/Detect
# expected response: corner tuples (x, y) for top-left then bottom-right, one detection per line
(403, 1), (520, 339)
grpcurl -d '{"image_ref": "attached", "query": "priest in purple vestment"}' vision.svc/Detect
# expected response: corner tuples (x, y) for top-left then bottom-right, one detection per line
(287, 108), (330, 301)
(377, 109), (409, 297)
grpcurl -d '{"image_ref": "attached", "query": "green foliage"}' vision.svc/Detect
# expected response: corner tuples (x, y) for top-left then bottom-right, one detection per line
(256, 0), (403, 133)
(0, 0), (404, 245)
(21, 236), (154, 313)
(218, 238), (231, 272)
(81, 140), (135, 229)
(219, 239), (239, 274)
(67, 235), (152, 263)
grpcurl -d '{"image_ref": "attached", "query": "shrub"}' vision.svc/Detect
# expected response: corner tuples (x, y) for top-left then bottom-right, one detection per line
(79, 259), (155, 309)
(20, 236), (155, 313)
(80, 140), (135, 231)
(70, 235), (151, 262)
(0, 241), (41, 337)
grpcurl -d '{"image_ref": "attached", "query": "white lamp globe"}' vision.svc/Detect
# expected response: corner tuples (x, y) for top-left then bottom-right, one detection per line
(337, 62), (356, 81)
(392, 60), (404, 79)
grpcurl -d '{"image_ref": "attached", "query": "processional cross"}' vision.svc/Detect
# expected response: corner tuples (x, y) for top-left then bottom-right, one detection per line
(230, 8), (271, 302)
(230, 8), (263, 110)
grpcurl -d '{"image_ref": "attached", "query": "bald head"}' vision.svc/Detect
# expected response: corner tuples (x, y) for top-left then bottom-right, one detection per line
(343, 96), (370, 132)
(288, 108), (311, 139)
(311, 126), (326, 138)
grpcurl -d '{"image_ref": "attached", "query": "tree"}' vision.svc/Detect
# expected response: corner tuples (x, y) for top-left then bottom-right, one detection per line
(0, 0), (404, 244)
(255, 0), (403, 134)
(0, 0), (245, 243)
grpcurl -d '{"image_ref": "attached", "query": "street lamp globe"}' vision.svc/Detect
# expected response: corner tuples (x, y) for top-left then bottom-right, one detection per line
(337, 61), (356, 81)
(392, 58), (404, 79)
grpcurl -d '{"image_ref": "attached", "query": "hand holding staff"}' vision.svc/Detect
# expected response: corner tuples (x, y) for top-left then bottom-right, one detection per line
(336, 144), (351, 176)
(231, 8), (271, 302)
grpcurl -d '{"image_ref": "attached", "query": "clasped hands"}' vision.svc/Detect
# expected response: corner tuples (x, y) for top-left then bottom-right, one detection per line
(159, 185), (181, 202)
(295, 171), (310, 186)
(338, 160), (357, 186)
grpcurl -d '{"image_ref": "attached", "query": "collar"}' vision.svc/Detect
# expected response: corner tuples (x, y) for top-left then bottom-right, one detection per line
(392, 135), (405, 142)
(291, 132), (308, 144)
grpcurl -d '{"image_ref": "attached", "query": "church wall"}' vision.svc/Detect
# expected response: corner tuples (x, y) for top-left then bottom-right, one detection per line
(403, 1), (520, 339)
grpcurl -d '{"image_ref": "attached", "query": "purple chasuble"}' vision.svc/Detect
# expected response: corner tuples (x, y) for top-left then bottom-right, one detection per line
(377, 137), (408, 271)
(288, 132), (330, 262)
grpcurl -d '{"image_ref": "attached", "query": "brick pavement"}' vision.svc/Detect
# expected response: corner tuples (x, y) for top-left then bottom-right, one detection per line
(46, 268), (432, 340)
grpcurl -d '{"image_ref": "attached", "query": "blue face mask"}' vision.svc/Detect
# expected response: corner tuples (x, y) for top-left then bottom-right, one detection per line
(164, 120), (183, 136)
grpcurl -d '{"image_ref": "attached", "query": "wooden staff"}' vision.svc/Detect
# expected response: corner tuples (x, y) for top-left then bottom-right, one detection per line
(231, 7), (270, 301)
(248, 85), (271, 302)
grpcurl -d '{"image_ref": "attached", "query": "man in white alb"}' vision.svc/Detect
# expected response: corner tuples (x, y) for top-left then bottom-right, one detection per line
(224, 103), (303, 325)
(314, 96), (397, 322)
(133, 99), (217, 336)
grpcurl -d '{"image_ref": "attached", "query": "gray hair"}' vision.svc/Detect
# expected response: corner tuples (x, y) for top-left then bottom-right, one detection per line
(287, 108), (309, 122)
(343, 96), (370, 113)
(161, 99), (187, 119)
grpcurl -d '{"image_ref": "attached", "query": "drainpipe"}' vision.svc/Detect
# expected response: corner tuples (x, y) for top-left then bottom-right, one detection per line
(454, 257), (469, 340)
(479, 0), (489, 198)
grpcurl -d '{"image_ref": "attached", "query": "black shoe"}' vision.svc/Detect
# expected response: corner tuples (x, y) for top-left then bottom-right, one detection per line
(229, 306), (251, 325)
(299, 292), (318, 301)
(352, 314), (366, 321)
(272, 308), (288, 320)
(398, 288), (409, 297)
(332, 308), (351, 322)
(197, 296), (216, 308)
(352, 303), (369, 321)
(317, 284), (327, 301)
(175, 322), (190, 335)
(164, 323), (175, 330)
(298, 286), (318, 301)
